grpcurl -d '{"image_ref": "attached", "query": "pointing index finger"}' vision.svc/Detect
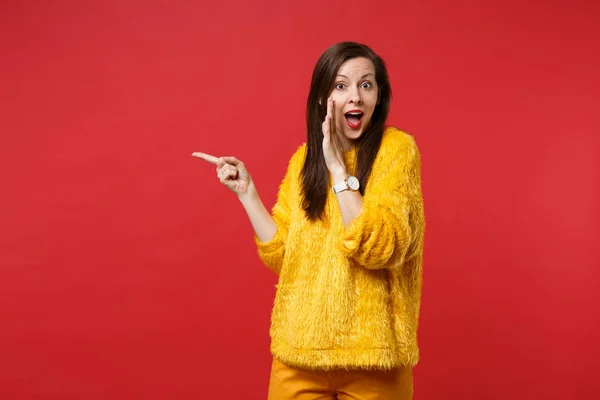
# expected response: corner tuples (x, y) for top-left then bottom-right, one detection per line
(191, 152), (221, 165)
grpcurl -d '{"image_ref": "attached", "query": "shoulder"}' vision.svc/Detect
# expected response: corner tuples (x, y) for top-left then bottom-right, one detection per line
(280, 143), (307, 180)
(378, 127), (420, 163)
(288, 143), (307, 169)
(291, 143), (307, 162)
(370, 127), (422, 195)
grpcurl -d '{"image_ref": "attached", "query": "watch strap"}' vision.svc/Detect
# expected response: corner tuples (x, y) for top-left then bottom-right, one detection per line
(332, 180), (348, 194)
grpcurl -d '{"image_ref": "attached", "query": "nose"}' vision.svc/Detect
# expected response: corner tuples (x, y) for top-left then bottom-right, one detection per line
(348, 87), (362, 104)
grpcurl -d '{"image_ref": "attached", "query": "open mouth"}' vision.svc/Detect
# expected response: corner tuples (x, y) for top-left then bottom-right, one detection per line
(344, 111), (364, 129)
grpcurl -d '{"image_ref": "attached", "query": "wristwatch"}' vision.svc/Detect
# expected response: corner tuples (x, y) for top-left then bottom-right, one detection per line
(332, 175), (360, 194)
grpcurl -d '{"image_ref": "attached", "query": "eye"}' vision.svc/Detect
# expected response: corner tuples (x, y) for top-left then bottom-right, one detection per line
(335, 83), (346, 90)
(361, 81), (373, 89)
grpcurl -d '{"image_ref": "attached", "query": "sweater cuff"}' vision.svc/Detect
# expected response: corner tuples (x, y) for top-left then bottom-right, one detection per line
(255, 228), (287, 274)
(255, 231), (285, 254)
(339, 206), (371, 257)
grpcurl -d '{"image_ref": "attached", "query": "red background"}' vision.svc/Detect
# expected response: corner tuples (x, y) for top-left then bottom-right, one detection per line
(1, 0), (599, 398)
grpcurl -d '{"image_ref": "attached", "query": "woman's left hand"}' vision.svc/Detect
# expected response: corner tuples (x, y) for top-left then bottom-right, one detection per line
(322, 97), (347, 179)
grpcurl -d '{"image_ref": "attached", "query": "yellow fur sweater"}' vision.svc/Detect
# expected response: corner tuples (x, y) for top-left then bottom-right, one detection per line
(255, 127), (424, 371)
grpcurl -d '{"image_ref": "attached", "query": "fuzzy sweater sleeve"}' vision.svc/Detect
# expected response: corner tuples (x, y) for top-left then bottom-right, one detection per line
(255, 146), (304, 274)
(339, 135), (423, 270)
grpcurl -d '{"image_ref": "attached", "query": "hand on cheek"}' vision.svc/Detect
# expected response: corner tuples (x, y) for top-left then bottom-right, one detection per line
(322, 97), (347, 180)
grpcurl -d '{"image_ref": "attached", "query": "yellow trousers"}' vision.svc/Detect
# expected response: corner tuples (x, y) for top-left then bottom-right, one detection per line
(267, 358), (413, 400)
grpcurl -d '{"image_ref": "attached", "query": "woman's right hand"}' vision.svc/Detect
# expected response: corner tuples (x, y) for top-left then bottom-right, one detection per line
(192, 152), (253, 196)
(192, 151), (277, 243)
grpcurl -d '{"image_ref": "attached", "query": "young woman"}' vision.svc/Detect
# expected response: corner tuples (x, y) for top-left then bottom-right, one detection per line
(193, 42), (425, 400)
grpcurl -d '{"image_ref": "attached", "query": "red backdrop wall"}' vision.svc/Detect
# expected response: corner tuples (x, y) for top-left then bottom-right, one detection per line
(1, 0), (598, 398)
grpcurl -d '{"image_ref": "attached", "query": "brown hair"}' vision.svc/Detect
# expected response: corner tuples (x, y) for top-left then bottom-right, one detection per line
(301, 42), (392, 220)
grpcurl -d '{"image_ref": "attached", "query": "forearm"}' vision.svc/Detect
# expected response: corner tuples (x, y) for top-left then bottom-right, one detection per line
(332, 170), (364, 227)
(238, 184), (278, 242)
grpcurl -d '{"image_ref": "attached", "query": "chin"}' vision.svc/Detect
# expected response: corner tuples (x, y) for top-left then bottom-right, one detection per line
(343, 132), (362, 141)
(343, 128), (364, 141)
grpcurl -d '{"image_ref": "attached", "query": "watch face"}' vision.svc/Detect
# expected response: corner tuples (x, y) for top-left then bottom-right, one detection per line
(347, 175), (360, 190)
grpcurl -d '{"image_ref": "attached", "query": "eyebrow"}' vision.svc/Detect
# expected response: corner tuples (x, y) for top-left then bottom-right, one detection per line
(336, 73), (375, 79)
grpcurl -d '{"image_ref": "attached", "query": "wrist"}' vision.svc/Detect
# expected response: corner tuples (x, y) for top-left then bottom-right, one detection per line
(330, 168), (348, 183)
(238, 183), (258, 203)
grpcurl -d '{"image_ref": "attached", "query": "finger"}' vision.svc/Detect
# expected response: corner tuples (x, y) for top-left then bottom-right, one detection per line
(322, 116), (330, 140)
(327, 97), (333, 118)
(192, 152), (220, 165)
(222, 164), (238, 175)
(219, 170), (237, 182)
(219, 168), (238, 184)
(329, 99), (338, 141)
(331, 99), (335, 120)
(335, 129), (345, 155)
(218, 165), (238, 180)
(330, 122), (343, 155)
(221, 156), (244, 168)
(216, 161), (235, 175)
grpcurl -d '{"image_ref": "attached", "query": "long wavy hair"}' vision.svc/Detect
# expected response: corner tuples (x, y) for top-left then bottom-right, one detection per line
(301, 42), (392, 220)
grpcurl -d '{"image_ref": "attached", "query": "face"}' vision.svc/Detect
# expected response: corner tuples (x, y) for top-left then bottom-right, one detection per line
(329, 57), (379, 147)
